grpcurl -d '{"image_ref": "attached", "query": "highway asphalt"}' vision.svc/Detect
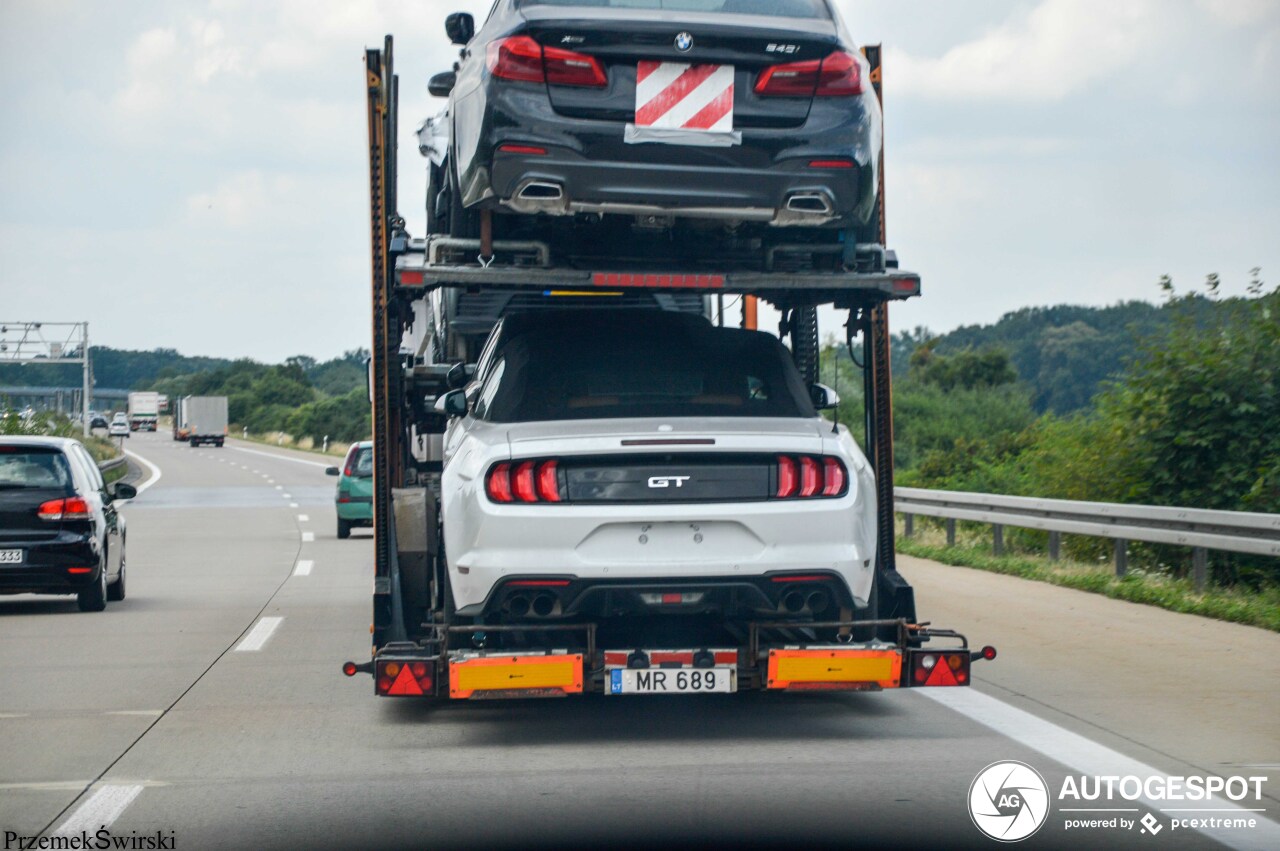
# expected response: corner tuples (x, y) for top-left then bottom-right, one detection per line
(1, 431), (1276, 849)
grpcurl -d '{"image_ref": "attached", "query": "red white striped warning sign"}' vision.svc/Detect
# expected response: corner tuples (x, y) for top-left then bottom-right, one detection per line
(635, 61), (734, 131)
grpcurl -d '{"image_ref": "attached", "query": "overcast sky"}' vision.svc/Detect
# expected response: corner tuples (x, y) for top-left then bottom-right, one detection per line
(1, 0), (1277, 362)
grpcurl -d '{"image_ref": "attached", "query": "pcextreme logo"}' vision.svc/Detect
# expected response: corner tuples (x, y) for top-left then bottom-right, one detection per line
(968, 761), (1051, 842)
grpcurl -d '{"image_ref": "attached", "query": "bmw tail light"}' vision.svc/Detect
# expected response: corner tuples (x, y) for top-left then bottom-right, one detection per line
(543, 43), (607, 87)
(487, 36), (606, 88)
(774, 456), (848, 499)
(814, 51), (863, 96)
(37, 497), (92, 521)
(485, 459), (564, 504)
(755, 51), (863, 97)
(487, 35), (544, 83)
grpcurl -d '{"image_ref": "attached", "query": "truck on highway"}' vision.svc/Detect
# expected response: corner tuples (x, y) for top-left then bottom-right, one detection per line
(175, 395), (228, 447)
(344, 34), (994, 701)
(127, 391), (160, 432)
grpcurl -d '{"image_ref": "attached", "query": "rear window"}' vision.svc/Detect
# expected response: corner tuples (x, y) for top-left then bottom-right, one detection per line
(516, 0), (831, 19)
(476, 320), (816, 422)
(351, 447), (374, 477)
(0, 447), (75, 492)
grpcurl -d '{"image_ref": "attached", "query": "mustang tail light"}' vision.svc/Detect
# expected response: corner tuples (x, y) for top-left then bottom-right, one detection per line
(755, 51), (863, 97)
(486, 459), (564, 504)
(38, 497), (92, 521)
(774, 456), (848, 499)
(487, 35), (607, 88)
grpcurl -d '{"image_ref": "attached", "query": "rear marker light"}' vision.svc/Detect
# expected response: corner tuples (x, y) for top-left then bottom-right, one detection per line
(808, 159), (854, 169)
(399, 270), (425, 286)
(507, 579), (570, 587)
(769, 574), (828, 583)
(67, 567), (93, 574)
(498, 143), (548, 155)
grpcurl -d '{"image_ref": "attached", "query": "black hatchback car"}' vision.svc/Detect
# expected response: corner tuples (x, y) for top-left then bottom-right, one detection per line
(0, 437), (135, 611)
(431, 0), (881, 236)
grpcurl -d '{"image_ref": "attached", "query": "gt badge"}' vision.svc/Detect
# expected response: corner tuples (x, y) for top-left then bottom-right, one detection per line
(648, 476), (691, 488)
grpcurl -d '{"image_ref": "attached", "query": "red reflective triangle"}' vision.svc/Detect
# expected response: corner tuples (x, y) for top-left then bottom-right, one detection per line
(924, 657), (959, 687)
(387, 665), (424, 695)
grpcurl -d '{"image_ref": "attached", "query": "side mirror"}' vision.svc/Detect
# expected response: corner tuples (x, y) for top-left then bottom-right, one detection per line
(109, 481), (137, 501)
(446, 361), (475, 389)
(436, 389), (469, 417)
(428, 71), (456, 98)
(325, 466), (340, 476)
(810, 383), (840, 410)
(444, 12), (475, 46)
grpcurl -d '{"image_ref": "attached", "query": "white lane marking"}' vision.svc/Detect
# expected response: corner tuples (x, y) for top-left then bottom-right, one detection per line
(231, 444), (334, 469)
(54, 783), (145, 836)
(275, 485), (283, 490)
(0, 712), (30, 718)
(297, 514), (310, 522)
(301, 531), (315, 542)
(920, 689), (1280, 850)
(293, 559), (314, 576)
(268, 478), (276, 483)
(289, 503), (298, 508)
(252, 469), (260, 473)
(104, 710), (164, 717)
(282, 493), (292, 499)
(234, 616), (283, 652)
(123, 449), (162, 496)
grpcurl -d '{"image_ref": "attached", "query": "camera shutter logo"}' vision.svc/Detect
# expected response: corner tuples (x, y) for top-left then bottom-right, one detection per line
(968, 761), (1050, 842)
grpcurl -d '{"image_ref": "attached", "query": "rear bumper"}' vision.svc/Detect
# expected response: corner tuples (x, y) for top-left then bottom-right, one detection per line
(0, 536), (101, 595)
(458, 83), (880, 226)
(336, 499), (373, 521)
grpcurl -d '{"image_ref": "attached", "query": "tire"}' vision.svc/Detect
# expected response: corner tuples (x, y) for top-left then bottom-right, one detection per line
(337, 518), (352, 540)
(107, 544), (126, 602)
(78, 561), (108, 612)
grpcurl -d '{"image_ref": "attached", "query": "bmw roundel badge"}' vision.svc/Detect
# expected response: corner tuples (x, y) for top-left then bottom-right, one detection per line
(674, 32), (693, 52)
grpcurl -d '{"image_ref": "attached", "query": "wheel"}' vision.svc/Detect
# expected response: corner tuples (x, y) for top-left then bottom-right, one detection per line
(447, 161), (479, 239)
(108, 543), (126, 602)
(78, 562), (108, 612)
(337, 518), (352, 539)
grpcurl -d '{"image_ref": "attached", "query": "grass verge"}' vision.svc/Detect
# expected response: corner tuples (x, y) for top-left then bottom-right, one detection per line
(896, 536), (1280, 632)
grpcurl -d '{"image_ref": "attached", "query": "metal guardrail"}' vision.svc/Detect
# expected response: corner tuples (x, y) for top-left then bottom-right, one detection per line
(895, 487), (1280, 590)
(98, 455), (127, 475)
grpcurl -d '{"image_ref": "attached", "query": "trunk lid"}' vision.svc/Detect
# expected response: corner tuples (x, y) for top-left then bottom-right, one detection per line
(0, 487), (68, 542)
(516, 8), (840, 128)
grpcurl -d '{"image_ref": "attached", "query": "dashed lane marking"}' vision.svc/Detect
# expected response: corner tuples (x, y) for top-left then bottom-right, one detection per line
(53, 783), (144, 837)
(234, 617), (283, 652)
(293, 560), (314, 576)
(297, 514), (309, 522)
(301, 531), (315, 542)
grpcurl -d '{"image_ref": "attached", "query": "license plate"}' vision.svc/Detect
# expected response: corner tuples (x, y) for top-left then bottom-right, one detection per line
(0, 549), (23, 565)
(609, 667), (735, 695)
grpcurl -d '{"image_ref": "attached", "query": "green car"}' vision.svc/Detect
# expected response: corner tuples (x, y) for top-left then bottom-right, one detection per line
(326, 441), (373, 539)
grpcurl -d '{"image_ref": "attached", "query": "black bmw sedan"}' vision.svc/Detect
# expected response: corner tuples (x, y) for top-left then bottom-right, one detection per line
(430, 0), (882, 237)
(0, 437), (135, 611)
